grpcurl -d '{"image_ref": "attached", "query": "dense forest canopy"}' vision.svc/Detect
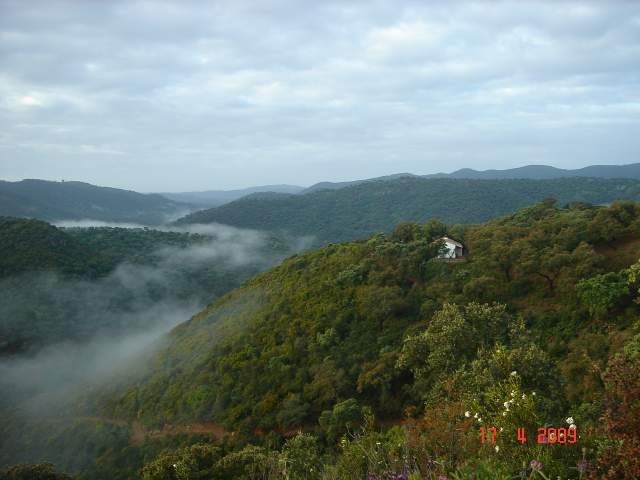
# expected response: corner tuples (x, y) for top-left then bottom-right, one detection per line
(2, 202), (640, 479)
(176, 177), (640, 243)
(0, 217), (107, 278)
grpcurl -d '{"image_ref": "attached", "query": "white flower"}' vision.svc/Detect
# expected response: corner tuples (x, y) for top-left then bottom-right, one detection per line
(376, 441), (381, 445)
(566, 417), (575, 425)
(474, 413), (478, 418)
(568, 424), (576, 430)
(522, 394), (526, 399)
(495, 446), (500, 452)
(503, 401), (510, 408)
(510, 371), (517, 376)
(173, 464), (177, 469)
(532, 391), (536, 396)
(465, 411), (471, 417)
(478, 417), (482, 423)
(510, 390), (515, 397)
(499, 427), (504, 432)
(502, 411), (507, 416)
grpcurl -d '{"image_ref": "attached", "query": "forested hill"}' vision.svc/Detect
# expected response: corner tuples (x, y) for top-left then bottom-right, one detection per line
(4, 202), (640, 478)
(175, 177), (640, 243)
(0, 217), (107, 278)
(159, 184), (305, 207)
(102, 202), (639, 468)
(0, 179), (189, 224)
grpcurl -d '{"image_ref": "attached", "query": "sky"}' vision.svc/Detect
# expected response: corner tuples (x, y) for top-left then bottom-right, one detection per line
(1, 0), (639, 192)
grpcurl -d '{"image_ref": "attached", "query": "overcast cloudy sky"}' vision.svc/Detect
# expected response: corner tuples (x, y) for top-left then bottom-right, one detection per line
(1, 1), (639, 191)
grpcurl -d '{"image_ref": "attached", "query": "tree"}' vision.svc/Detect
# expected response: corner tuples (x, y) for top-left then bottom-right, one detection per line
(577, 272), (629, 318)
(276, 394), (310, 429)
(593, 334), (640, 479)
(467, 225), (527, 283)
(398, 303), (480, 388)
(217, 445), (280, 480)
(518, 241), (599, 294)
(279, 433), (323, 480)
(0, 464), (72, 480)
(141, 444), (222, 480)
(318, 398), (366, 443)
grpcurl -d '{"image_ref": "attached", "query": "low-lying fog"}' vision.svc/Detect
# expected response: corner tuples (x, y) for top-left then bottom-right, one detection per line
(0, 221), (308, 416)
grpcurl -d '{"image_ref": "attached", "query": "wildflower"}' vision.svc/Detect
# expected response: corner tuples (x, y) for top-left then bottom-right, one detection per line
(478, 417), (482, 423)
(522, 393), (526, 399)
(376, 441), (381, 445)
(510, 370), (517, 376)
(172, 464), (177, 469)
(511, 390), (516, 397)
(568, 424), (576, 430)
(499, 427), (503, 432)
(530, 460), (543, 471)
(502, 411), (507, 416)
(503, 401), (510, 408)
(495, 446), (500, 452)
(474, 413), (478, 418)
(532, 391), (536, 396)
(566, 417), (575, 425)
(465, 411), (471, 417)
(577, 460), (588, 474)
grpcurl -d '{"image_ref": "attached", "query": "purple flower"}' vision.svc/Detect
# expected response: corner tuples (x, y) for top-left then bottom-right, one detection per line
(530, 460), (544, 471)
(577, 460), (588, 474)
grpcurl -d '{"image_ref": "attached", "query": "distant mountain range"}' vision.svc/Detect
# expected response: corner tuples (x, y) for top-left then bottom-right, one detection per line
(0, 179), (189, 225)
(158, 184), (304, 207)
(2, 163), (637, 226)
(300, 163), (640, 192)
(158, 163), (640, 203)
(426, 162), (640, 180)
(175, 176), (640, 244)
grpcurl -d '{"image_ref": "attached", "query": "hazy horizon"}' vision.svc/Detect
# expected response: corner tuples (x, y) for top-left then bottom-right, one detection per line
(2, 160), (640, 193)
(1, 0), (639, 191)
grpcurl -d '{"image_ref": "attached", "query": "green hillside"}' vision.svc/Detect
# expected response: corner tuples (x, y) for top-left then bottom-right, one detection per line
(0, 179), (189, 225)
(70, 200), (640, 479)
(175, 177), (640, 243)
(0, 217), (108, 278)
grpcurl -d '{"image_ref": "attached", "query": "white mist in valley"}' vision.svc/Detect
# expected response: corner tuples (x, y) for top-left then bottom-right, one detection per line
(0, 222), (304, 417)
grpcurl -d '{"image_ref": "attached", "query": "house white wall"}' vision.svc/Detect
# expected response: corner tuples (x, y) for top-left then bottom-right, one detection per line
(437, 237), (463, 259)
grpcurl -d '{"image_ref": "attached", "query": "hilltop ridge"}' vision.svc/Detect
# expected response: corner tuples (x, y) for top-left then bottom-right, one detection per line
(175, 176), (640, 243)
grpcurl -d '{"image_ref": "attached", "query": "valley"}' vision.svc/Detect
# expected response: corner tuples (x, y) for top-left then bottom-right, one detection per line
(2, 194), (639, 479)
(3, 2), (640, 476)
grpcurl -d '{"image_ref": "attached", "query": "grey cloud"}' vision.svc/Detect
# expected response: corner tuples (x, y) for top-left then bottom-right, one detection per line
(1, 0), (639, 190)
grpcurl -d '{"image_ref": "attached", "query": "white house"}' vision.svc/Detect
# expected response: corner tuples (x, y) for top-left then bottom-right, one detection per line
(437, 236), (465, 259)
